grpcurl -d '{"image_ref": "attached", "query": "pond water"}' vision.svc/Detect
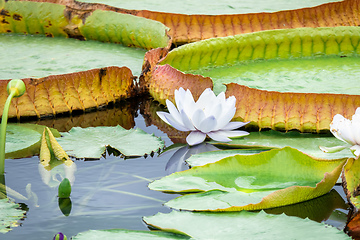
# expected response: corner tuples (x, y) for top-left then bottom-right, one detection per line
(1, 99), (351, 239)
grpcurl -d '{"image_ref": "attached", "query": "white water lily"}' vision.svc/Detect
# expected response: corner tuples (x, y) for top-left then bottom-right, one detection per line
(156, 87), (249, 146)
(320, 107), (360, 158)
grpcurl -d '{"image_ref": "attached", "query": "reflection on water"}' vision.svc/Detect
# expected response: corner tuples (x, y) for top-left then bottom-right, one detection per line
(27, 100), (138, 132)
(163, 143), (220, 174)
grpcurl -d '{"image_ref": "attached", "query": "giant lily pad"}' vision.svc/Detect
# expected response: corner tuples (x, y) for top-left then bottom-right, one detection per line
(144, 210), (350, 240)
(143, 27), (360, 132)
(0, 198), (26, 233)
(56, 125), (164, 158)
(71, 0), (358, 45)
(0, 0), (171, 49)
(149, 147), (346, 211)
(0, 33), (146, 79)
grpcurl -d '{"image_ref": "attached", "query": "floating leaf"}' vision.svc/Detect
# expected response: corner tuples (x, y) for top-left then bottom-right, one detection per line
(149, 147), (346, 211)
(201, 56), (360, 95)
(226, 83), (360, 133)
(141, 64), (213, 106)
(186, 149), (265, 167)
(0, 67), (136, 119)
(159, 27), (360, 72)
(0, 0), (171, 49)
(144, 27), (360, 132)
(211, 130), (353, 160)
(79, 10), (171, 49)
(0, 198), (26, 233)
(56, 125), (164, 158)
(263, 188), (348, 223)
(30, 0), (360, 45)
(0, 33), (147, 79)
(144, 210), (351, 240)
(72, 229), (190, 240)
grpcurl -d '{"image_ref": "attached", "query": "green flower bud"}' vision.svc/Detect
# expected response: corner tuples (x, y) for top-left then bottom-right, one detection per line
(58, 178), (71, 198)
(6, 79), (26, 97)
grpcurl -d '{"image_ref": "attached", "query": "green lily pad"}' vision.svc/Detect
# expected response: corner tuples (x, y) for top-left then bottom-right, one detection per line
(78, 0), (334, 15)
(0, 34), (146, 79)
(5, 124), (60, 159)
(0, 198), (26, 233)
(72, 229), (190, 240)
(56, 126), (164, 158)
(149, 147), (346, 211)
(200, 55), (360, 95)
(159, 26), (360, 95)
(186, 149), (265, 167)
(211, 130), (353, 160)
(144, 210), (350, 240)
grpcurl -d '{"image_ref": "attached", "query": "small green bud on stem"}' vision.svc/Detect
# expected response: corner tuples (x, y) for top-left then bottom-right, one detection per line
(0, 79), (26, 174)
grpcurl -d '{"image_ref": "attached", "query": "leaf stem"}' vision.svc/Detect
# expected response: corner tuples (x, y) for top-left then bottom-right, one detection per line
(0, 91), (16, 175)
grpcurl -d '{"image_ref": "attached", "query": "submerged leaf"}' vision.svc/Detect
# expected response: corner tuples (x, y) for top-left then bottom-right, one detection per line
(149, 147), (346, 211)
(144, 210), (350, 240)
(56, 125), (164, 158)
(0, 198), (26, 233)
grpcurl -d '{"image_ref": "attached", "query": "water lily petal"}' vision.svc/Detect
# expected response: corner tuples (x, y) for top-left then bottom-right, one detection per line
(350, 145), (360, 158)
(163, 113), (190, 132)
(351, 110), (360, 145)
(175, 88), (186, 111)
(186, 131), (207, 146)
(221, 121), (250, 131)
(205, 101), (222, 119)
(192, 108), (207, 130)
(180, 109), (196, 131)
(181, 89), (197, 120)
(207, 131), (232, 142)
(196, 88), (216, 111)
(166, 99), (183, 124)
(330, 114), (355, 145)
(220, 130), (250, 138)
(215, 106), (236, 130)
(156, 111), (171, 125)
(198, 115), (217, 133)
(319, 145), (349, 153)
